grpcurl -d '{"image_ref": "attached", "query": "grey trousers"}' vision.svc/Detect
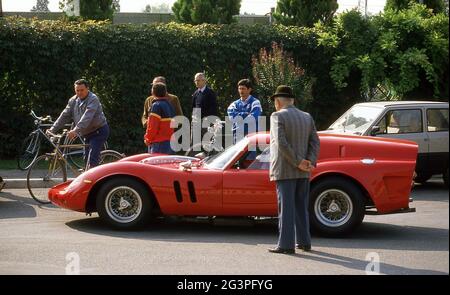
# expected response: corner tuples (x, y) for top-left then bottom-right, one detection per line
(275, 178), (311, 249)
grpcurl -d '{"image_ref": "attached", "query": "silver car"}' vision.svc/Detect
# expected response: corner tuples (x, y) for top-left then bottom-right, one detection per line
(323, 101), (449, 186)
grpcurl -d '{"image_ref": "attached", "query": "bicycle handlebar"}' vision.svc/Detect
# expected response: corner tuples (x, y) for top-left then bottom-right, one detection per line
(30, 110), (53, 123)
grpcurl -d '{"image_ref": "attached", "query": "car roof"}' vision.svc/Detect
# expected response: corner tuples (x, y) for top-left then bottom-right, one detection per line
(353, 101), (449, 108)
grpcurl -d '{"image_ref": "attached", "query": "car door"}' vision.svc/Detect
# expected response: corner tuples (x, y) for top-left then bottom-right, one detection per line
(425, 107), (449, 174)
(222, 146), (277, 216)
(373, 107), (429, 172)
(164, 168), (223, 216)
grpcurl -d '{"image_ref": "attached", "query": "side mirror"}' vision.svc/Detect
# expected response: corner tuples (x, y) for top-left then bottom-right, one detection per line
(370, 126), (381, 136)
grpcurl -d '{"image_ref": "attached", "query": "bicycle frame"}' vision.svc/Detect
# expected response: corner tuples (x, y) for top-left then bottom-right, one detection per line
(45, 134), (91, 178)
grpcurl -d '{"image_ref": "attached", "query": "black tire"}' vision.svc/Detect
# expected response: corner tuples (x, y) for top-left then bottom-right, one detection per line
(17, 133), (41, 170)
(443, 168), (449, 188)
(309, 177), (365, 237)
(414, 173), (432, 184)
(96, 177), (153, 229)
(27, 154), (67, 204)
(99, 150), (125, 165)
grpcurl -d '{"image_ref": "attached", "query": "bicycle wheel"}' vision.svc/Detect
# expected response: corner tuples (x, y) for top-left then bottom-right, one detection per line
(67, 137), (110, 169)
(66, 136), (86, 169)
(27, 154), (67, 204)
(17, 133), (41, 170)
(99, 150), (125, 165)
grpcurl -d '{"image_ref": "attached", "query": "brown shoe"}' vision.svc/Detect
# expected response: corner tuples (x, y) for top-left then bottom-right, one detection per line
(296, 244), (311, 252)
(268, 247), (295, 254)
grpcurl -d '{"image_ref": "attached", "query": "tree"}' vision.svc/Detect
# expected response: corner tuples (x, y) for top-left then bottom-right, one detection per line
(273, 0), (338, 27)
(143, 3), (172, 13)
(172, 0), (241, 24)
(31, 0), (50, 12)
(59, 0), (118, 20)
(318, 4), (449, 100)
(385, 0), (445, 14)
(252, 42), (312, 113)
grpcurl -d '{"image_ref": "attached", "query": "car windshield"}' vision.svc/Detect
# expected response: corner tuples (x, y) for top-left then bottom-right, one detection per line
(204, 138), (249, 169)
(328, 105), (383, 135)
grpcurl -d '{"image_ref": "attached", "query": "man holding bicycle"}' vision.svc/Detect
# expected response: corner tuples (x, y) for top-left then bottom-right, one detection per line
(48, 79), (109, 167)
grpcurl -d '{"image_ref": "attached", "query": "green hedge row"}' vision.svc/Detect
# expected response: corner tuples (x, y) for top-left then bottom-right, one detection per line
(0, 16), (447, 157)
(0, 18), (335, 157)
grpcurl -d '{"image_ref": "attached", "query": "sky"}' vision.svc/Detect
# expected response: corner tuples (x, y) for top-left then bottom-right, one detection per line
(3, 0), (387, 15)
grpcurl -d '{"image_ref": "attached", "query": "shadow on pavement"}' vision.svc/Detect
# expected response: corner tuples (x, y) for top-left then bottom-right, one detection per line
(298, 249), (448, 275)
(65, 216), (448, 252)
(0, 191), (37, 219)
(411, 181), (449, 202)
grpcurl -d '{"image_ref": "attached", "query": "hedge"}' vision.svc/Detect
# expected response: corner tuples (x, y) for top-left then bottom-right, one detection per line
(0, 17), (337, 157)
(1, 15), (447, 158)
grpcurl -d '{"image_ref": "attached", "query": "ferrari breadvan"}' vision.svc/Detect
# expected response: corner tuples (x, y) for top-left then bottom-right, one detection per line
(49, 133), (417, 236)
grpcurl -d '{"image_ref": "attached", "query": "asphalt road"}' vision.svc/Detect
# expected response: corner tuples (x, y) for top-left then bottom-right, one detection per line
(0, 179), (448, 275)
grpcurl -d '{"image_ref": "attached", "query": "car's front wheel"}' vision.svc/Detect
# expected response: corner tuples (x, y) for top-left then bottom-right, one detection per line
(96, 177), (153, 229)
(310, 177), (365, 237)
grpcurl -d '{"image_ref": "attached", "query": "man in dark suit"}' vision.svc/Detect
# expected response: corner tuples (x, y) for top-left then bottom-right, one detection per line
(191, 73), (218, 148)
(268, 85), (320, 254)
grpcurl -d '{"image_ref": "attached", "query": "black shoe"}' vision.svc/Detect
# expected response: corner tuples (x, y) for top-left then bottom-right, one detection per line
(268, 247), (295, 254)
(296, 244), (311, 252)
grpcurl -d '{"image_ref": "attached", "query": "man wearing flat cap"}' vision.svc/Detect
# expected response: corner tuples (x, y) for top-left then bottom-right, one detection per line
(268, 85), (320, 254)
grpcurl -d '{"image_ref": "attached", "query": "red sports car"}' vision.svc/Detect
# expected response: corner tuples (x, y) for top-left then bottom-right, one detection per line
(49, 133), (417, 236)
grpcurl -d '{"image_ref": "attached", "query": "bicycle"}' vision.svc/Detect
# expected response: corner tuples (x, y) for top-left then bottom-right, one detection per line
(184, 119), (226, 158)
(17, 110), (107, 170)
(26, 129), (124, 204)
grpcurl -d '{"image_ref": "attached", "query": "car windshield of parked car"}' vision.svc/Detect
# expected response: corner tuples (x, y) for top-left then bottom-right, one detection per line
(204, 138), (249, 170)
(328, 105), (383, 135)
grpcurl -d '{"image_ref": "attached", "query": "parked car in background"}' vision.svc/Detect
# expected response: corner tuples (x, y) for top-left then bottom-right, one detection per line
(49, 133), (417, 236)
(323, 101), (449, 187)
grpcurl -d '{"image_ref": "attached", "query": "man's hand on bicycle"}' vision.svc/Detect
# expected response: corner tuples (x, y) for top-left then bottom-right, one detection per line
(67, 130), (78, 140)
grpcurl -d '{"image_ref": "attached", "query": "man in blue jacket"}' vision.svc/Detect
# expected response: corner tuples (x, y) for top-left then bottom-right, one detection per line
(227, 79), (262, 143)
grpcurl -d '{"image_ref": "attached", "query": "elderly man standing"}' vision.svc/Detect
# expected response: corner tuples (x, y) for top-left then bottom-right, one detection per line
(268, 85), (320, 254)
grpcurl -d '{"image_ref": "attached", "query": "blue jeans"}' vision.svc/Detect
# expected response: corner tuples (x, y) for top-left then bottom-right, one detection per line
(275, 178), (311, 249)
(84, 124), (109, 168)
(148, 141), (174, 154)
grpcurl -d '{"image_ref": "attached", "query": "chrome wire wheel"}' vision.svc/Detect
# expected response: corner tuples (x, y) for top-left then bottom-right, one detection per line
(105, 186), (143, 223)
(314, 189), (353, 227)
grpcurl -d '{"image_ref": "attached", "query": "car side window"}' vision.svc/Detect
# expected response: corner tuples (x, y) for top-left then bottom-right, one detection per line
(427, 109), (449, 132)
(378, 109), (423, 134)
(235, 145), (270, 170)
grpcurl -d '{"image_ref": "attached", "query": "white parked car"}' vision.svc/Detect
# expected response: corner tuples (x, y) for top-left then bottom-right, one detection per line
(323, 101), (449, 186)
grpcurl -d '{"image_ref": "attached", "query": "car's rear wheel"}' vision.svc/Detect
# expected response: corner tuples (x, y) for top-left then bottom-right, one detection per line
(96, 177), (152, 229)
(310, 177), (365, 237)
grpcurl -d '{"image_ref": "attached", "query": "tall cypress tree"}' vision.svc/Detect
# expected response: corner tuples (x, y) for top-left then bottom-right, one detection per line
(172, 0), (241, 24)
(31, 0), (50, 12)
(273, 0), (338, 27)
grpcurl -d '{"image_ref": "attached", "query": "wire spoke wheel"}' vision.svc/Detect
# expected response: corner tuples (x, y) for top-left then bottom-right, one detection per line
(314, 189), (353, 227)
(17, 133), (41, 170)
(105, 186), (143, 223)
(27, 154), (67, 204)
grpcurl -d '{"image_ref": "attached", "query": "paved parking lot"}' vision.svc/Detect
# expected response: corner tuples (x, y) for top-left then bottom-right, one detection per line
(0, 179), (448, 275)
